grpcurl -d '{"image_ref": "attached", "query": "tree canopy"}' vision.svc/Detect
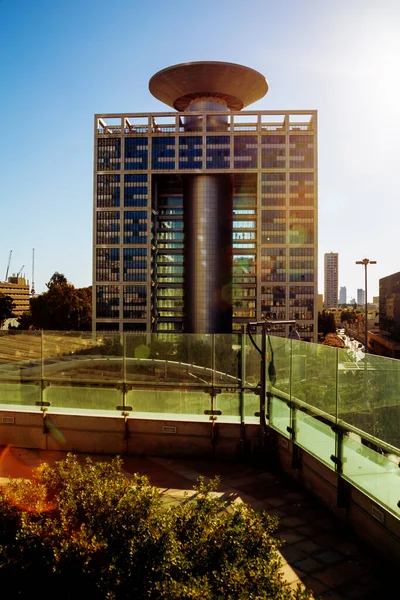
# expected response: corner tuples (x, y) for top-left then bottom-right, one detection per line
(18, 272), (91, 331)
(0, 293), (14, 324)
(318, 311), (336, 337)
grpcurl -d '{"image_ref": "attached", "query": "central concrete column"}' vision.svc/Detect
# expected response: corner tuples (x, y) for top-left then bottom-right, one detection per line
(184, 174), (232, 333)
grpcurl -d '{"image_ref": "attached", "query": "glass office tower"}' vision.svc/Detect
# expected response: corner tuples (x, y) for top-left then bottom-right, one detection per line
(93, 62), (318, 340)
(324, 252), (339, 309)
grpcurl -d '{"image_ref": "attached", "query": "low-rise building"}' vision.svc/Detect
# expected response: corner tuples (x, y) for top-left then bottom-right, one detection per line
(0, 277), (30, 316)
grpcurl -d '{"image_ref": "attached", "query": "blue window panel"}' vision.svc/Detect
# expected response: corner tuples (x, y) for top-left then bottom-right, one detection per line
(125, 138), (148, 170)
(152, 138), (176, 170)
(179, 136), (202, 169)
(206, 136), (230, 170)
(234, 136), (258, 169)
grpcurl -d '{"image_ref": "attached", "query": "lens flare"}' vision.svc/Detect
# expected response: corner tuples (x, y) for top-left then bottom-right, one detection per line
(134, 344), (150, 359)
(46, 419), (66, 444)
(0, 446), (57, 513)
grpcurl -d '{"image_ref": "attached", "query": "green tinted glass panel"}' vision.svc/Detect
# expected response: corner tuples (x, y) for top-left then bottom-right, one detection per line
(125, 334), (213, 387)
(342, 435), (400, 518)
(215, 392), (240, 420)
(295, 409), (335, 469)
(127, 388), (210, 419)
(292, 341), (337, 419)
(0, 331), (42, 382)
(270, 395), (290, 438)
(244, 391), (260, 423)
(0, 382), (41, 408)
(43, 332), (123, 382)
(44, 385), (121, 413)
(337, 347), (371, 433)
(268, 336), (291, 396)
(243, 334), (262, 388)
(214, 334), (240, 385)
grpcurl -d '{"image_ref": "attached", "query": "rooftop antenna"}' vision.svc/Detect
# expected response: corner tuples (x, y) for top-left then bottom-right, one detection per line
(31, 248), (35, 296)
(5, 250), (12, 280)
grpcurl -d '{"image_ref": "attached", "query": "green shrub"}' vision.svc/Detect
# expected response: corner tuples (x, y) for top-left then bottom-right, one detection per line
(0, 454), (312, 599)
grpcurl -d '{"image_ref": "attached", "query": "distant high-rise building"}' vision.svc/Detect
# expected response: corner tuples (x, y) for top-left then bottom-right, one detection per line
(379, 272), (400, 340)
(93, 61), (318, 340)
(324, 253), (338, 309)
(357, 288), (365, 306)
(339, 286), (347, 305)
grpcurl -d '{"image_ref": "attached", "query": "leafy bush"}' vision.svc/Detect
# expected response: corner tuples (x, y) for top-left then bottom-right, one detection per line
(0, 455), (312, 599)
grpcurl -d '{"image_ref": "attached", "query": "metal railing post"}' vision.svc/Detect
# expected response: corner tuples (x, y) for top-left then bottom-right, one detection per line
(239, 325), (246, 444)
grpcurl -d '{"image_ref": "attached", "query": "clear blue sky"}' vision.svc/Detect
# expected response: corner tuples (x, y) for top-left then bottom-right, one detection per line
(1, 0), (399, 300)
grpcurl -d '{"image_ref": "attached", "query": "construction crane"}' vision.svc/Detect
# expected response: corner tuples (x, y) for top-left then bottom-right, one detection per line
(17, 265), (25, 277)
(31, 249), (35, 296)
(4, 250), (12, 280)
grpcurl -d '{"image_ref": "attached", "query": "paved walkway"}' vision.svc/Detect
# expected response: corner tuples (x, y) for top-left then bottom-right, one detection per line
(0, 447), (396, 599)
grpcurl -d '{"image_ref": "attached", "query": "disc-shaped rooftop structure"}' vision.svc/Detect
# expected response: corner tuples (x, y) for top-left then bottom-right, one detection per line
(149, 61), (268, 111)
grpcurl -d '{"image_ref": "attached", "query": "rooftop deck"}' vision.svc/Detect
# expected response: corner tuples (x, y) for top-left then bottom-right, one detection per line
(0, 330), (399, 593)
(0, 446), (396, 599)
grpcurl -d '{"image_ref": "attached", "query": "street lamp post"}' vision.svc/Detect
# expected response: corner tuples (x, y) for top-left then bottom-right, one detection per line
(355, 258), (377, 354)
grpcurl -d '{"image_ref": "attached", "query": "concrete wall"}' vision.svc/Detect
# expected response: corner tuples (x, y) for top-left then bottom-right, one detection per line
(0, 409), (260, 460)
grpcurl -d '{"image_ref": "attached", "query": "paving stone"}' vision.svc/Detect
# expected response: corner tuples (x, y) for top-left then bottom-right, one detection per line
(263, 496), (286, 507)
(279, 516), (307, 528)
(279, 504), (306, 516)
(334, 541), (362, 557)
(302, 508), (328, 520)
(314, 550), (344, 565)
(283, 492), (306, 502)
(302, 575), (330, 596)
(336, 580), (380, 599)
(294, 539), (324, 556)
(321, 591), (348, 599)
(278, 562), (305, 584)
(296, 523), (325, 538)
(279, 529), (307, 545)
(279, 545), (307, 564)
(314, 531), (349, 547)
(266, 507), (286, 518)
(314, 562), (368, 588)
(313, 516), (337, 531)
(292, 557), (322, 574)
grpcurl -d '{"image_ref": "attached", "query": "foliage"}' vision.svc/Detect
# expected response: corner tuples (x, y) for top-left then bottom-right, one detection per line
(18, 272), (92, 331)
(322, 333), (345, 348)
(0, 293), (14, 323)
(0, 454), (312, 600)
(317, 311), (336, 337)
(46, 272), (68, 289)
(340, 309), (359, 324)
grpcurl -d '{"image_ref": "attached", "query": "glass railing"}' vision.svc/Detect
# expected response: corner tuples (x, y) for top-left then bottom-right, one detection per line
(0, 330), (399, 517)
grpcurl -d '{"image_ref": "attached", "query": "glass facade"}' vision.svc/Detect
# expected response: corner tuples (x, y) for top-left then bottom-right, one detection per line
(261, 135), (286, 168)
(123, 211), (147, 244)
(96, 211), (120, 245)
(96, 285), (119, 319)
(289, 134), (314, 169)
(94, 110), (317, 339)
(97, 138), (121, 171)
(206, 136), (230, 169)
(179, 136), (202, 169)
(123, 248), (147, 282)
(124, 174), (148, 207)
(97, 175), (120, 208)
(123, 285), (147, 319)
(125, 138), (148, 170)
